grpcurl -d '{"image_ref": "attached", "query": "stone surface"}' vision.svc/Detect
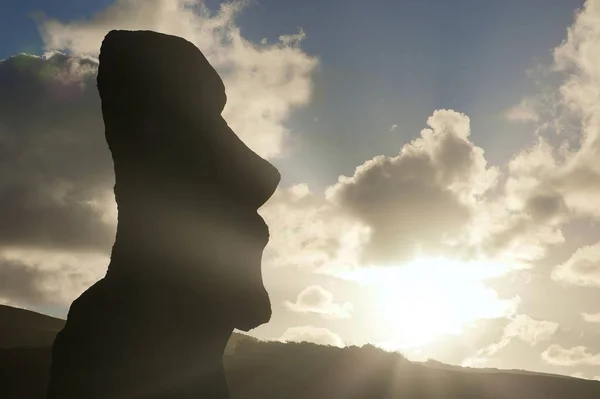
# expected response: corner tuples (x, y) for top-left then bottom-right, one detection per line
(46, 30), (280, 399)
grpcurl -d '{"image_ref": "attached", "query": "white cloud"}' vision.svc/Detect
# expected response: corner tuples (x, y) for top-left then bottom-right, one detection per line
(326, 109), (500, 265)
(264, 108), (554, 272)
(279, 325), (345, 347)
(503, 1), (600, 221)
(582, 312), (600, 323)
(552, 242), (600, 287)
(503, 315), (559, 346)
(278, 28), (306, 47)
(481, 139), (568, 264)
(390, 123), (398, 131)
(484, 1), (600, 272)
(259, 184), (369, 272)
(284, 285), (352, 319)
(542, 344), (600, 367)
(37, 0), (318, 159)
(505, 97), (540, 123)
(463, 315), (559, 367)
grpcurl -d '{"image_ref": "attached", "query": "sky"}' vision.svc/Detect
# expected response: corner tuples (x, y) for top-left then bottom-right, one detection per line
(2, 0), (600, 380)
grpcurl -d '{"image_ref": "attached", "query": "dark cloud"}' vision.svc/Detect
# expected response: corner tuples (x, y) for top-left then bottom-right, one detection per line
(326, 110), (497, 265)
(525, 192), (567, 222)
(0, 250), (103, 307)
(0, 257), (49, 306)
(0, 53), (116, 253)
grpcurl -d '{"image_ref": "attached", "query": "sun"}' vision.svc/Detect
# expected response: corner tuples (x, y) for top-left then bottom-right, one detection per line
(370, 257), (518, 350)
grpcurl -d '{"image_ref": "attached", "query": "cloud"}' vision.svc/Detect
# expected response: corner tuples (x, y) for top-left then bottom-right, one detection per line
(552, 242), (600, 287)
(0, 0), (317, 306)
(504, 97), (540, 123)
(3, 3), (599, 368)
(284, 285), (352, 319)
(37, 0), (318, 159)
(278, 28), (306, 47)
(482, 1), (600, 268)
(502, 1), (600, 221)
(582, 312), (600, 323)
(259, 184), (369, 272)
(0, 53), (115, 254)
(263, 109), (556, 271)
(463, 315), (559, 367)
(389, 124), (398, 132)
(479, 139), (569, 263)
(326, 109), (499, 265)
(1, 19), (568, 317)
(279, 325), (345, 347)
(503, 315), (559, 346)
(542, 344), (600, 367)
(0, 248), (107, 307)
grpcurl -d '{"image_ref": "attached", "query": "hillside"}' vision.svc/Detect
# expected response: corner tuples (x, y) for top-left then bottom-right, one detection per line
(1, 305), (600, 398)
(0, 305), (65, 349)
(0, 304), (255, 353)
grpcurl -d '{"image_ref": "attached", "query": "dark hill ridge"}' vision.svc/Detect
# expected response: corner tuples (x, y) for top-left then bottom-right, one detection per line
(0, 305), (64, 349)
(1, 305), (600, 398)
(0, 304), (253, 354)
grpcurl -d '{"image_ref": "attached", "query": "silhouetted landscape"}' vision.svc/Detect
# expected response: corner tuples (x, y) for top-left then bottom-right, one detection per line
(2, 305), (600, 399)
(3, 2), (600, 399)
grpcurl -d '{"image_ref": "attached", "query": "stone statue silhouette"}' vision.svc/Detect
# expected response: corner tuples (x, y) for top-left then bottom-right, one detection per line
(46, 30), (280, 399)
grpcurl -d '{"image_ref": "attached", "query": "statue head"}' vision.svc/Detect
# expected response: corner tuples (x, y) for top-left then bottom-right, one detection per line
(97, 30), (280, 209)
(97, 30), (279, 330)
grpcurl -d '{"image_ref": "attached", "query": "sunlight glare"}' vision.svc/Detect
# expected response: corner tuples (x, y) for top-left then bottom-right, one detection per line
(342, 257), (519, 350)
